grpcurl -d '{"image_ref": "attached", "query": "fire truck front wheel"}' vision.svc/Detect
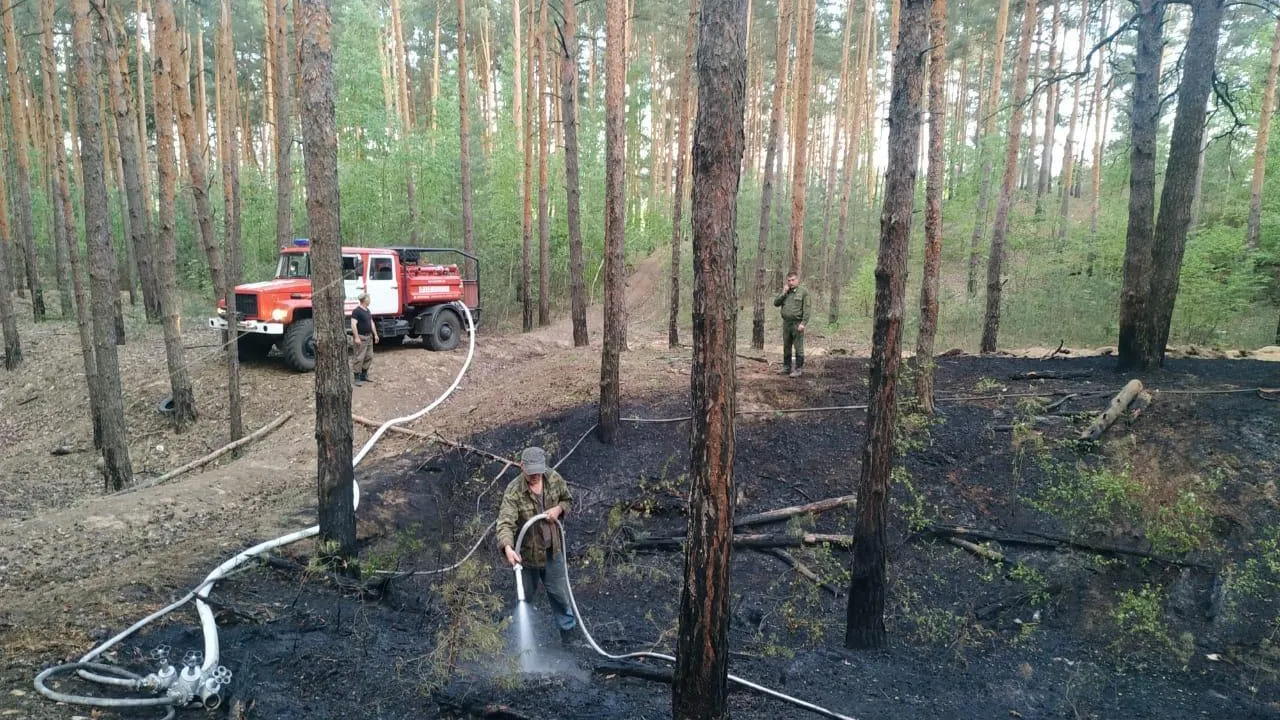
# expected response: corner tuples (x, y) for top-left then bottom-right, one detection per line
(281, 318), (317, 372)
(425, 309), (462, 352)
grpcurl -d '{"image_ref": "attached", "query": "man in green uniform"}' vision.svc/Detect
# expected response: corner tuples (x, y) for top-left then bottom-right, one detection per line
(496, 446), (578, 644)
(773, 271), (810, 377)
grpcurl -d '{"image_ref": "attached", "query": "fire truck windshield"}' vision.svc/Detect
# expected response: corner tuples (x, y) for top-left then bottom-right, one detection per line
(277, 253), (310, 278)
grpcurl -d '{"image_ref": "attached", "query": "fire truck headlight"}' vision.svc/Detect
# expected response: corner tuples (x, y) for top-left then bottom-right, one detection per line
(271, 308), (288, 322)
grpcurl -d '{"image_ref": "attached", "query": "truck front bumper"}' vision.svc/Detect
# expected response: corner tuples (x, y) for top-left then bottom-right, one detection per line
(208, 317), (285, 335)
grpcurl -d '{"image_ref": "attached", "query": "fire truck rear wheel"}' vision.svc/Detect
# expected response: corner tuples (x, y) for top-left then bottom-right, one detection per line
(281, 318), (317, 372)
(425, 309), (461, 352)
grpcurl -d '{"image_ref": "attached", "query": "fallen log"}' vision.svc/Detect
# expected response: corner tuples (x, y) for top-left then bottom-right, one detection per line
(762, 548), (841, 596)
(926, 524), (1207, 568)
(1010, 369), (1094, 381)
(118, 412), (295, 495)
(353, 414), (432, 439)
(433, 690), (535, 720)
(947, 536), (1006, 563)
(1079, 379), (1145, 441)
(593, 660), (676, 685)
(733, 494), (857, 529)
(631, 532), (853, 551)
(1044, 393), (1078, 413)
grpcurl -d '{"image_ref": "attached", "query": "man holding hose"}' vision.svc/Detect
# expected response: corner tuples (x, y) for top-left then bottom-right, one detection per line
(497, 446), (578, 645)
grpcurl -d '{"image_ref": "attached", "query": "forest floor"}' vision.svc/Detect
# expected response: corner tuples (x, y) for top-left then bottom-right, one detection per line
(2, 251), (1279, 719)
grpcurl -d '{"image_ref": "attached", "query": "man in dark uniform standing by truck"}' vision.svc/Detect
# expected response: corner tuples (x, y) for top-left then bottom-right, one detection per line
(773, 271), (810, 377)
(350, 293), (378, 385)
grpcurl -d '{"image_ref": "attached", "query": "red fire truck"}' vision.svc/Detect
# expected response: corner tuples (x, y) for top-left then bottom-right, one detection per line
(210, 241), (480, 372)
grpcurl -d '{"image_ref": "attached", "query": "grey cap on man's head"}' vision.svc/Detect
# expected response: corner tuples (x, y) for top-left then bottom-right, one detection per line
(521, 446), (548, 475)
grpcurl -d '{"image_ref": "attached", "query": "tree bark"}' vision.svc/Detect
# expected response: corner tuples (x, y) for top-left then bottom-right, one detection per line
(819, 0), (857, 287)
(152, 0), (199, 430)
(3, 7), (46, 320)
(599, 0), (626, 444)
(389, 0), (419, 244)
(1246, 18), (1280, 252)
(1146, 0), (1224, 364)
(0, 119), (18, 367)
(1089, 3), (1109, 241)
(669, 0), (699, 348)
(787, 0), (816, 276)
(916, 0), (946, 414)
(1116, 0), (1165, 370)
(73, 0), (134, 491)
(457, 0), (477, 280)
(217, 0), (244, 443)
(846, 0), (926, 650)
(1036, 0), (1061, 210)
(672, 0), (746, 714)
(558, 0), (588, 347)
(968, 0), (1011, 297)
(829, 0), (873, 326)
(299, 0), (356, 558)
(275, 0), (293, 250)
(38, 0), (73, 322)
(100, 0), (161, 323)
(513, 0), (525, 157)
(538, 0), (552, 327)
(980, 0), (1040, 353)
(521, 0), (535, 332)
(155, 0), (226, 302)
(1056, 0), (1088, 248)
(751, 0), (793, 349)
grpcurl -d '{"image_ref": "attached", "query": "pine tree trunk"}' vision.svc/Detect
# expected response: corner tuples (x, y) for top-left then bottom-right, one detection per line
(457, 0), (476, 278)
(432, 0), (442, 132)
(37, 0), (75, 322)
(298, 0), (355, 558)
(1145, 0), (1224, 363)
(538, 0), (552, 327)
(599, 0), (626, 444)
(558, 0), (589, 347)
(264, 0), (277, 157)
(218, 0), (244, 443)
(521, 0), (535, 332)
(151, 0), (199, 430)
(980, 0), (1039, 353)
(274, 0), (293, 251)
(1115, 0), (1164, 370)
(195, 25), (209, 168)
(389, 0), (418, 244)
(1089, 3), (1108, 241)
(73, 0), (134, 491)
(751, 0), (793, 349)
(1036, 0), (1061, 210)
(1246, 18), (1280, 251)
(968, 0), (1010, 297)
(845, 0), (927, 650)
(1056, 0), (1088, 248)
(4, 8), (46, 320)
(669, 0), (699, 348)
(101, 0), (162, 323)
(819, 0), (856, 292)
(916, 0), (947, 415)
(829, 0), (872, 326)
(671, 0), (745, 714)
(513, 0), (525, 157)
(0, 117), (18, 367)
(787, 0), (816, 275)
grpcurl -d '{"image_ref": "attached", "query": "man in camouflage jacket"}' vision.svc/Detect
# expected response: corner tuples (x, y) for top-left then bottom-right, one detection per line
(773, 271), (810, 377)
(497, 446), (577, 643)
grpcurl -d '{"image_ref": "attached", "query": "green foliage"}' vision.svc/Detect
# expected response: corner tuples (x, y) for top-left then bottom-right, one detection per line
(418, 558), (514, 691)
(1108, 584), (1188, 668)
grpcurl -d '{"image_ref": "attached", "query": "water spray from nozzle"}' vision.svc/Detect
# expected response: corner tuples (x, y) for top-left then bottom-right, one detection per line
(514, 564), (526, 602)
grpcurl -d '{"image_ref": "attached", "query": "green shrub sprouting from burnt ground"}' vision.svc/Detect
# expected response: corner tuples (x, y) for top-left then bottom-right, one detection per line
(1106, 584), (1195, 671)
(358, 523), (429, 576)
(1029, 460), (1220, 556)
(1219, 525), (1280, 626)
(414, 556), (515, 691)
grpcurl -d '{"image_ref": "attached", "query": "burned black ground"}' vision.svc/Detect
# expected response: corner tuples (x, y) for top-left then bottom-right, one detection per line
(33, 354), (1280, 719)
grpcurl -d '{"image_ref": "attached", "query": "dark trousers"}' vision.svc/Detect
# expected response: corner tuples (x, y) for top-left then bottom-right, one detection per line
(782, 320), (805, 369)
(514, 551), (576, 631)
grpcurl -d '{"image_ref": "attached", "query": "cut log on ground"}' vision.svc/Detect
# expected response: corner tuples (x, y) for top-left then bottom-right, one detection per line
(1079, 379), (1145, 441)
(353, 414), (432, 439)
(631, 532), (853, 551)
(117, 412), (295, 494)
(733, 494), (857, 529)
(761, 548), (841, 596)
(593, 660), (677, 685)
(1010, 369), (1094, 381)
(926, 524), (1208, 567)
(947, 536), (1006, 563)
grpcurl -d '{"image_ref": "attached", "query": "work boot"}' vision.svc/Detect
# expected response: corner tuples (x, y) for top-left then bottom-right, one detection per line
(779, 366), (792, 376)
(789, 367), (802, 378)
(353, 372), (364, 386)
(358, 371), (369, 382)
(790, 357), (804, 378)
(560, 627), (579, 647)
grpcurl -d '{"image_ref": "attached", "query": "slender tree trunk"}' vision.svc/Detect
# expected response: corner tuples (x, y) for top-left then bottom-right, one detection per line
(1036, 0), (1061, 210)
(4, 8), (46, 321)
(558, 0), (588, 347)
(829, 0), (872, 326)
(1056, 0), (1088, 247)
(669, 0), (699, 348)
(521, 0), (535, 332)
(787, 0), (816, 275)
(538, 0), (552, 326)
(980, 0), (1040, 353)
(969, 0), (1011, 296)
(264, 0), (277, 158)
(845, 0), (926, 650)
(1246, 18), (1280, 251)
(1022, 33), (1042, 193)
(274, 0), (293, 252)
(513, 0), (525, 157)
(432, 0), (442, 132)
(151, 0), (199, 430)
(73, 0), (134, 491)
(1146, 0), (1224, 363)
(389, 0), (418, 244)
(218, 0), (244, 443)
(751, 0), (793, 349)
(37, 0), (74, 321)
(457, 0), (476, 278)
(916, 0), (946, 414)
(1089, 3), (1108, 241)
(819, 0), (856, 289)
(599, 0), (626, 444)
(1115, 0), (1164, 370)
(671, 0), (745, 714)
(0, 122), (18, 367)
(195, 25), (209, 168)
(298, 0), (355, 559)
(101, 0), (161, 323)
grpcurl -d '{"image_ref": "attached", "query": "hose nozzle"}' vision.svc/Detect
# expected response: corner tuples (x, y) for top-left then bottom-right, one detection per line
(514, 564), (526, 602)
